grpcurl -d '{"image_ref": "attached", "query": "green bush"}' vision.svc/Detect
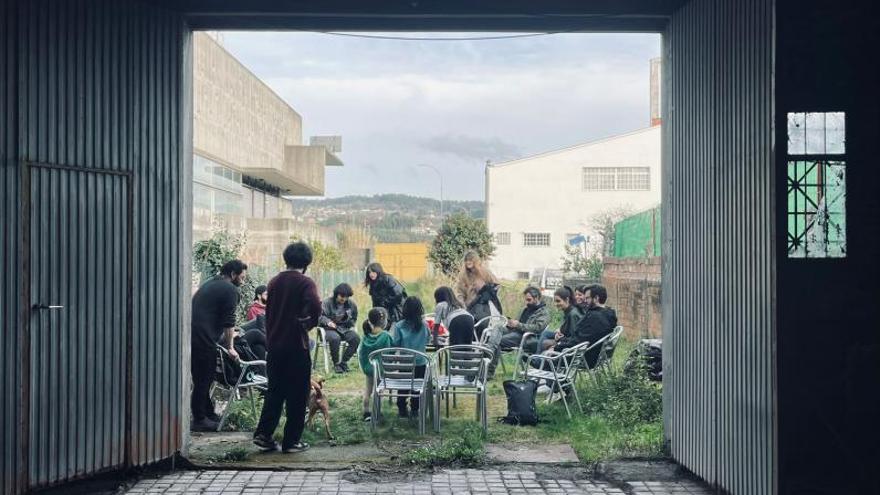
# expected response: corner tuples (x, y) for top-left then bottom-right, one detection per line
(579, 364), (663, 427)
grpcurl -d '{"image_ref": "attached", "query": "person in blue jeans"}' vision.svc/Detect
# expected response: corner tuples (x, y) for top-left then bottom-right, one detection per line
(391, 296), (430, 418)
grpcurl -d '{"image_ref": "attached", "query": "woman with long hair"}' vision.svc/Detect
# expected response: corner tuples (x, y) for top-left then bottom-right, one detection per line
(391, 296), (430, 417)
(433, 286), (475, 346)
(363, 262), (407, 326)
(454, 250), (501, 339)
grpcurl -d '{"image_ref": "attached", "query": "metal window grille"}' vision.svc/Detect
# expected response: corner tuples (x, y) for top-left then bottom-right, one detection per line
(495, 232), (511, 245)
(786, 112), (847, 258)
(523, 232), (551, 247)
(582, 167), (650, 191)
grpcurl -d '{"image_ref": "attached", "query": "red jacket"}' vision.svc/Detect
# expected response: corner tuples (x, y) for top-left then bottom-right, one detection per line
(246, 301), (266, 321)
(265, 270), (322, 353)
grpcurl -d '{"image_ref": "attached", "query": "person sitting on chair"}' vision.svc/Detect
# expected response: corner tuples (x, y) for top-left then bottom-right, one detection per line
(541, 286), (584, 352)
(555, 284), (617, 368)
(488, 286), (550, 378)
(319, 283), (361, 374)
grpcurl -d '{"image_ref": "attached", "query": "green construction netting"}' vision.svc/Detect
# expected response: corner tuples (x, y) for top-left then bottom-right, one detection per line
(613, 207), (661, 257)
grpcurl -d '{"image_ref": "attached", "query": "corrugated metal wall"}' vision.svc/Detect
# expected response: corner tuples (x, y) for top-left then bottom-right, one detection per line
(663, 0), (776, 494)
(1, 1), (191, 492)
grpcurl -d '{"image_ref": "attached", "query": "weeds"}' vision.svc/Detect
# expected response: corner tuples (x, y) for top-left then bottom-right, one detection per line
(402, 424), (484, 467)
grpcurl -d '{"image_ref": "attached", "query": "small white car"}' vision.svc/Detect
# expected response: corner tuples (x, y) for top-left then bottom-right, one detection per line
(528, 267), (566, 298)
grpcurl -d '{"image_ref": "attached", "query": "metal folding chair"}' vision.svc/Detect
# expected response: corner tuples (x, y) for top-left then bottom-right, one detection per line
(212, 345), (267, 431)
(312, 327), (348, 374)
(369, 348), (435, 434)
(433, 345), (494, 434)
(515, 341), (591, 418)
(474, 315), (509, 375)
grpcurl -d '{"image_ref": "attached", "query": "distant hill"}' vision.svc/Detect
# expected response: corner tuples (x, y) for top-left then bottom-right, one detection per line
(291, 194), (485, 243)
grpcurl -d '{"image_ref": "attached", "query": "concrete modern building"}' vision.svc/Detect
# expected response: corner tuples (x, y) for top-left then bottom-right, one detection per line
(3, 2), (879, 495)
(486, 126), (661, 280)
(193, 32), (342, 268)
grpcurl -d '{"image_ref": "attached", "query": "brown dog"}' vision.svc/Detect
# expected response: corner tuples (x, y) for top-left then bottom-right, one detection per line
(306, 376), (334, 441)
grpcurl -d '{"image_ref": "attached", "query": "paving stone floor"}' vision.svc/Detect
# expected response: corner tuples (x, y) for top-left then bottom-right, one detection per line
(123, 470), (713, 495)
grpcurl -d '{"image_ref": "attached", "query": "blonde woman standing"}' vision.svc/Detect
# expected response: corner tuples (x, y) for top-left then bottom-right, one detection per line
(455, 250), (502, 340)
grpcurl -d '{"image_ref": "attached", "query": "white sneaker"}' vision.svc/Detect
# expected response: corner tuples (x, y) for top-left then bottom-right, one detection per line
(537, 385), (552, 395)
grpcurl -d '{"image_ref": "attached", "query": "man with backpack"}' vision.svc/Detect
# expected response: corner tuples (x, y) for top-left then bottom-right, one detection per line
(190, 259), (247, 432)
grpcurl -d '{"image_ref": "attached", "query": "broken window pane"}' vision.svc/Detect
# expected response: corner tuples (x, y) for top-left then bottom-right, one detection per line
(787, 112), (806, 155)
(825, 112), (846, 154)
(805, 112), (827, 154)
(787, 160), (847, 258)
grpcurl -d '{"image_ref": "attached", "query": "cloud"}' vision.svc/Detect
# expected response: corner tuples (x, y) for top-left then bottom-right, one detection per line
(218, 31), (661, 199)
(420, 134), (521, 162)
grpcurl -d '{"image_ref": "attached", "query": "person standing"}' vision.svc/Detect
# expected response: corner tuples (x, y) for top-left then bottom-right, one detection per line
(246, 285), (268, 321)
(190, 259), (248, 432)
(253, 242), (322, 453)
(319, 283), (361, 373)
(357, 308), (392, 422)
(364, 262), (407, 326)
(455, 250), (501, 339)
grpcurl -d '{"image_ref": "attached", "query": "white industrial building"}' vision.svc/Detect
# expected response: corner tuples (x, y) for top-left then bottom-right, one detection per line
(485, 125), (661, 280)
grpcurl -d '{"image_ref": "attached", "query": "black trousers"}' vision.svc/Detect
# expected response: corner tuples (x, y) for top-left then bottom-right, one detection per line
(448, 314), (475, 346)
(254, 348), (311, 448)
(323, 327), (360, 365)
(397, 364), (427, 412)
(191, 348), (217, 421)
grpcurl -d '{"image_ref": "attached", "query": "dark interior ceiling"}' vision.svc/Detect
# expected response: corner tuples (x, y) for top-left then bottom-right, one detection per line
(146, 0), (684, 31)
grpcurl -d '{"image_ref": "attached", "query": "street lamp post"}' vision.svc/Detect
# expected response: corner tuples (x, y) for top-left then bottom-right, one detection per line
(417, 164), (443, 219)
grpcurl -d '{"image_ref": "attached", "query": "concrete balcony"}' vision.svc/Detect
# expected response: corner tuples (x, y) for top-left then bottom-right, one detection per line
(240, 145), (343, 196)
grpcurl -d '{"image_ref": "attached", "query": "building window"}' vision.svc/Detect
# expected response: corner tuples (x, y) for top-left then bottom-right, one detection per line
(582, 167), (650, 191)
(786, 112), (846, 258)
(523, 233), (551, 247)
(516, 271), (530, 280)
(495, 232), (511, 245)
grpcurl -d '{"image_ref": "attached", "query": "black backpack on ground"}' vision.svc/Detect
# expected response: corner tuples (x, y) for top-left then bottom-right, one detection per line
(498, 380), (539, 426)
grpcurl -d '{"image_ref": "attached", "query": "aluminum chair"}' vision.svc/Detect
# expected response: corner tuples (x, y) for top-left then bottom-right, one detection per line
(212, 345), (267, 431)
(312, 327), (348, 375)
(474, 315), (509, 375)
(594, 326), (625, 371)
(433, 345), (494, 434)
(369, 348), (434, 434)
(516, 341), (591, 418)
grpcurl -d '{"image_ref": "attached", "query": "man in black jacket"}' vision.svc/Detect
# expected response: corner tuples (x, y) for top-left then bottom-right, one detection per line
(556, 284), (618, 367)
(190, 259), (247, 432)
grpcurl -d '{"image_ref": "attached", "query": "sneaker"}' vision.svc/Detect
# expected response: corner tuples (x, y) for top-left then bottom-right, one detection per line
(253, 433), (280, 451)
(537, 385), (552, 395)
(549, 392), (564, 403)
(334, 364), (345, 374)
(340, 362), (351, 373)
(282, 442), (310, 453)
(191, 417), (219, 432)
(362, 412), (372, 422)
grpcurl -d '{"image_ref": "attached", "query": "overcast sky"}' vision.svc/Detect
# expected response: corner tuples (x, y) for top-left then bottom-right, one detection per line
(218, 31), (661, 201)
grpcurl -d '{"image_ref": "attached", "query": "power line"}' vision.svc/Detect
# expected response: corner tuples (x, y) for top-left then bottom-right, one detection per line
(316, 31), (567, 41)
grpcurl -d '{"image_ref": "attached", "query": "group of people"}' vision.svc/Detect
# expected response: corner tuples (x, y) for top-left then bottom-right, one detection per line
(189, 242), (617, 453)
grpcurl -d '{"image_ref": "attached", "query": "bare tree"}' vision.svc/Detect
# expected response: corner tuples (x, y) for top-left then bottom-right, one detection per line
(589, 205), (635, 257)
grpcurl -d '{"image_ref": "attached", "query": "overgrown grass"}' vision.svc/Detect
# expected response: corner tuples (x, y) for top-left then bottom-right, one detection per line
(221, 321), (664, 466)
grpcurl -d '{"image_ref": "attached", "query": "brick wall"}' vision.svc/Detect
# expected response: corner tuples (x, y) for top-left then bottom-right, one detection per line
(602, 256), (662, 340)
